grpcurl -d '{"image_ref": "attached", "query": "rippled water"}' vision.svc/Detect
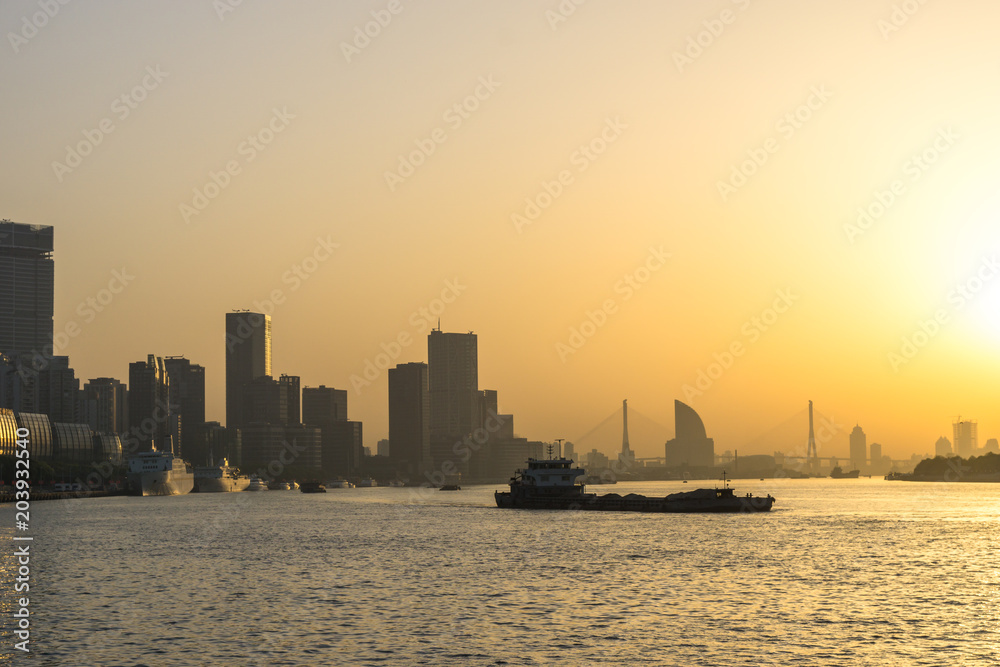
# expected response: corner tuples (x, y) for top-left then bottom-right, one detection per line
(1, 478), (998, 666)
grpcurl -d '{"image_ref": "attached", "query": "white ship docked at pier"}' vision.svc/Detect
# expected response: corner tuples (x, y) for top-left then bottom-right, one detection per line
(193, 458), (250, 493)
(127, 448), (194, 496)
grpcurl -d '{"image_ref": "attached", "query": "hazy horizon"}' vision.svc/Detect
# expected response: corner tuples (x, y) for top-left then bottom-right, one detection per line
(3, 0), (999, 461)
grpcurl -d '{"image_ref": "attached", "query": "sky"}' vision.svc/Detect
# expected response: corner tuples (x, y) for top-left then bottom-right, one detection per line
(2, 0), (999, 461)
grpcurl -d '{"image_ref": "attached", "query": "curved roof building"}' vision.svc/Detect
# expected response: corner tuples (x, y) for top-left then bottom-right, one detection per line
(664, 400), (714, 468)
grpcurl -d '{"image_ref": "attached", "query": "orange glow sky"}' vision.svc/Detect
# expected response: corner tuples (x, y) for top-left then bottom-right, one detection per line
(2, 0), (998, 460)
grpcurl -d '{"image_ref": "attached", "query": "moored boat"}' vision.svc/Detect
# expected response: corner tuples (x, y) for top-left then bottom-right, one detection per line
(193, 458), (250, 493)
(495, 458), (774, 513)
(246, 475), (267, 491)
(326, 479), (354, 489)
(299, 481), (326, 493)
(127, 448), (194, 496)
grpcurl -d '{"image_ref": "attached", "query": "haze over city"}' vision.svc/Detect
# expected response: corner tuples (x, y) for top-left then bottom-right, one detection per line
(3, 0), (999, 460)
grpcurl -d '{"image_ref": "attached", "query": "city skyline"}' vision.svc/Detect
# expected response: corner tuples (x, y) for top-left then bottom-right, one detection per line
(3, 1), (999, 460)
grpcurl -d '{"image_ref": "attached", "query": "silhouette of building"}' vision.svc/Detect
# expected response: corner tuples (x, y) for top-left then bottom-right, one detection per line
(163, 356), (205, 457)
(302, 385), (347, 424)
(849, 425), (867, 471)
(280, 374), (300, 426)
(388, 362), (430, 475)
(985, 438), (999, 454)
(934, 436), (952, 457)
(242, 376), (289, 427)
(225, 311), (271, 429)
(563, 441), (575, 461)
(128, 354), (171, 454)
(953, 419), (977, 457)
(0, 221), (53, 355)
(870, 442), (882, 468)
(320, 420), (363, 477)
(38, 356), (78, 424)
(663, 400), (714, 467)
(81, 377), (128, 435)
(428, 328), (479, 471)
(377, 439), (390, 457)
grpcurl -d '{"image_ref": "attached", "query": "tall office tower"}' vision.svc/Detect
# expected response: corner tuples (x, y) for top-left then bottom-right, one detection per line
(869, 442), (883, 468)
(428, 328), (479, 469)
(953, 419), (977, 457)
(563, 441), (575, 461)
(38, 356), (78, 423)
(164, 357), (206, 456)
(388, 362), (430, 474)
(202, 421), (241, 466)
(0, 221), (54, 355)
(225, 311), (271, 429)
(128, 354), (171, 454)
(320, 420), (363, 477)
(377, 439), (390, 457)
(934, 436), (952, 457)
(849, 425), (867, 470)
(81, 377), (128, 434)
(242, 376), (289, 426)
(663, 400), (715, 468)
(302, 385), (348, 424)
(279, 374), (300, 426)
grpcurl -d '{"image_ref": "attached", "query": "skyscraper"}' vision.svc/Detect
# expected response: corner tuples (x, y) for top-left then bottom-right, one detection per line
(428, 328), (478, 469)
(81, 377), (128, 434)
(302, 385), (347, 424)
(128, 354), (171, 453)
(163, 356), (205, 456)
(0, 221), (53, 355)
(388, 362), (430, 474)
(225, 311), (271, 429)
(953, 419), (977, 458)
(279, 374), (300, 425)
(849, 425), (867, 470)
(663, 400), (715, 468)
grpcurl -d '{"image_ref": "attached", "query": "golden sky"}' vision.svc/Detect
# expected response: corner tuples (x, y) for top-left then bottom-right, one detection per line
(2, 0), (998, 459)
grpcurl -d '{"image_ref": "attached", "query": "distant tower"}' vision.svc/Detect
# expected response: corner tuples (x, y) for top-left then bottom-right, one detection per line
(807, 400), (818, 471)
(620, 399), (634, 466)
